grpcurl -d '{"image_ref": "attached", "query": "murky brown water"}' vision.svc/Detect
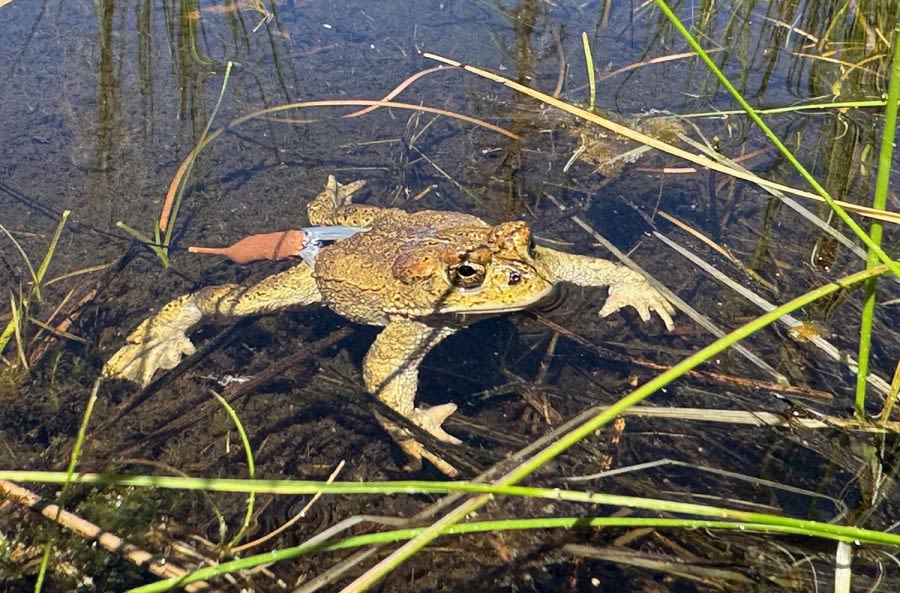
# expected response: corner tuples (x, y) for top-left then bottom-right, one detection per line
(1, 0), (899, 591)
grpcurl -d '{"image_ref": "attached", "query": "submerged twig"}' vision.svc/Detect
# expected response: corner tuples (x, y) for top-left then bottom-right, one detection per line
(534, 315), (832, 403)
(654, 231), (893, 397)
(540, 191), (791, 385)
(423, 52), (900, 226)
(231, 460), (346, 554)
(344, 66), (446, 118)
(0, 480), (212, 591)
(655, 209), (777, 291)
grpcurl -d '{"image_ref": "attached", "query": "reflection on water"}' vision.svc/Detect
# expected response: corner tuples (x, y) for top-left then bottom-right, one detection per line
(0, 1), (898, 591)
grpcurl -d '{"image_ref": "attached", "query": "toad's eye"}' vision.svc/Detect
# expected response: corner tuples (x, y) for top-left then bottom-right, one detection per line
(508, 271), (522, 285)
(449, 261), (486, 289)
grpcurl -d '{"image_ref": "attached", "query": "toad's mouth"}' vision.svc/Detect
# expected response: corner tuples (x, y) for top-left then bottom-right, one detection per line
(437, 285), (556, 317)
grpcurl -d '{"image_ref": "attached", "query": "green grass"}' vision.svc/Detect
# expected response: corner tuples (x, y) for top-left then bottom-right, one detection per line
(116, 62), (234, 268)
(0, 210), (70, 375)
(856, 26), (900, 417)
(3, 257), (894, 591)
(4, 1), (899, 591)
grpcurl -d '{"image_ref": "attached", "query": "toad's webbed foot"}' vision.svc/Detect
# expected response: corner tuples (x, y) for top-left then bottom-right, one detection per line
(533, 246), (675, 330)
(104, 324), (198, 386)
(104, 264), (321, 386)
(364, 320), (462, 476)
(599, 274), (675, 331)
(103, 294), (203, 386)
(413, 403), (462, 445)
(306, 175), (385, 227)
(375, 409), (461, 478)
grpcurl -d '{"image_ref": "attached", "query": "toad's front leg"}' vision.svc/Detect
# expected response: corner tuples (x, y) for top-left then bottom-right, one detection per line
(533, 246), (676, 330)
(104, 263), (322, 386)
(363, 319), (461, 477)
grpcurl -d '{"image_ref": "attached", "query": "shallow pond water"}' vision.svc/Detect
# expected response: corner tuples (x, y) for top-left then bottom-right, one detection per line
(1, 0), (899, 591)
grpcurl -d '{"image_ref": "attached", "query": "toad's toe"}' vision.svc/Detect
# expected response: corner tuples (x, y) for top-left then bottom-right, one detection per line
(414, 403), (462, 445)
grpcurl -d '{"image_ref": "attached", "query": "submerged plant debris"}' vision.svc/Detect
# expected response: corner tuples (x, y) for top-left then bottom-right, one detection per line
(1, 1), (899, 592)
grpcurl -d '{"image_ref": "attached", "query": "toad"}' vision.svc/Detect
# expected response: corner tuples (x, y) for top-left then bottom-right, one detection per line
(104, 176), (675, 476)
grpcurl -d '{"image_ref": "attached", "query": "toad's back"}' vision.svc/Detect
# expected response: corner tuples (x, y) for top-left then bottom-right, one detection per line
(313, 208), (552, 325)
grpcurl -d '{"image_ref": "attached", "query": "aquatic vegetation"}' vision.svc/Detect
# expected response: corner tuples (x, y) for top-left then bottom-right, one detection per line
(1, 0), (899, 591)
(0, 211), (69, 383)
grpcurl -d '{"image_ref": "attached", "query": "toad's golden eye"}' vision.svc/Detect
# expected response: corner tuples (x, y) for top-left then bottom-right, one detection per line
(449, 261), (486, 289)
(508, 271), (522, 285)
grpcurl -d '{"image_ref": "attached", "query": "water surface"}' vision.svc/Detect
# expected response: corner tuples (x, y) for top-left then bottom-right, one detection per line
(1, 1), (899, 591)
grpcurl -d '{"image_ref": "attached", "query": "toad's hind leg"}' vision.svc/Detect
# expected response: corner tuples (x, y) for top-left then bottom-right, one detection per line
(104, 263), (321, 387)
(363, 319), (461, 477)
(306, 175), (385, 227)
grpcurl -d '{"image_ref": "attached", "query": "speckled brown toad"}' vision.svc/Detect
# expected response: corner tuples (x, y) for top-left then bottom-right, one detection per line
(104, 176), (675, 475)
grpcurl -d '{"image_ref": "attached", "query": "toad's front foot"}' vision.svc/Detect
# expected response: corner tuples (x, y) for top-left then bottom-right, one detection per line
(532, 246), (676, 331)
(600, 276), (675, 331)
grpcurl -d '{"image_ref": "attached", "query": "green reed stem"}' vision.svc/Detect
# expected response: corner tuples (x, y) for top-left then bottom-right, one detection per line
(115, 221), (169, 267)
(33, 541), (52, 593)
(33, 209), (70, 303)
(123, 513), (900, 593)
(61, 379), (101, 503)
(33, 378), (100, 592)
(884, 363), (900, 421)
(0, 225), (39, 301)
(337, 261), (895, 593)
(160, 61), (233, 253)
(0, 210), (70, 360)
(6, 294), (27, 368)
(859, 25), (900, 418)
(211, 391), (257, 552)
(9, 472), (900, 546)
(653, 0), (900, 280)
